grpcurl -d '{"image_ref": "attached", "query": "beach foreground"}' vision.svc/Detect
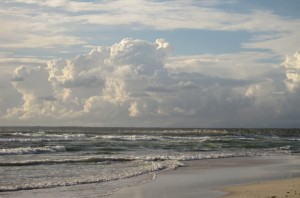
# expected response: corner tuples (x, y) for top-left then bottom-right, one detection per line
(107, 155), (300, 198)
(223, 177), (300, 198)
(1, 155), (300, 198)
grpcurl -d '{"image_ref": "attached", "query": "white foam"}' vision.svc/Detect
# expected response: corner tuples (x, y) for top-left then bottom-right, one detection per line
(98, 135), (163, 141)
(0, 160), (183, 192)
(0, 146), (66, 155)
(0, 138), (43, 142)
(97, 135), (213, 142)
(12, 132), (86, 140)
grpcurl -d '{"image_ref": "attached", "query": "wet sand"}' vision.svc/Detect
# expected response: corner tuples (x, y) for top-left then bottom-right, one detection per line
(107, 155), (300, 198)
(1, 155), (300, 198)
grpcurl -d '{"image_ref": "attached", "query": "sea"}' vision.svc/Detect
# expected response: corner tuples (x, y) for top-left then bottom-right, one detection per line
(0, 127), (300, 196)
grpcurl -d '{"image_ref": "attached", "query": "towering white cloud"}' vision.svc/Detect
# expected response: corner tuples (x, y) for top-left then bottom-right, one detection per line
(8, 65), (54, 119)
(2, 39), (299, 127)
(283, 51), (300, 92)
(5, 39), (173, 124)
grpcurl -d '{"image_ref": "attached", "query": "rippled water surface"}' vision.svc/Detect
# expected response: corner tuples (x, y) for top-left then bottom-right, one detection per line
(1, 127), (300, 194)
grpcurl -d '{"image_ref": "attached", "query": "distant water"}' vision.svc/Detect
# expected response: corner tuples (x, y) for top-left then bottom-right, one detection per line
(0, 127), (300, 195)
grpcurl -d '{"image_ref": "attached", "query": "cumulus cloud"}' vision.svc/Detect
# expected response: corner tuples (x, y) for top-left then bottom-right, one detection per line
(2, 39), (300, 127)
(128, 101), (140, 117)
(2, 0), (300, 56)
(4, 39), (172, 124)
(283, 51), (300, 92)
(6, 66), (55, 119)
(245, 79), (275, 97)
(166, 52), (282, 80)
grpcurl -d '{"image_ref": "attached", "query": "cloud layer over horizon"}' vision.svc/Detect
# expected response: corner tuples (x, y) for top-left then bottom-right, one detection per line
(1, 1), (300, 127)
(1, 38), (299, 127)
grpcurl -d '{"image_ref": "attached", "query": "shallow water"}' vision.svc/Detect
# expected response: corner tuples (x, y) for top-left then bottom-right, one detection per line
(0, 127), (300, 195)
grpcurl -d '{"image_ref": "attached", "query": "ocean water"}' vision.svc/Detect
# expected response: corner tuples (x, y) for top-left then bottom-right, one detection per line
(0, 127), (300, 196)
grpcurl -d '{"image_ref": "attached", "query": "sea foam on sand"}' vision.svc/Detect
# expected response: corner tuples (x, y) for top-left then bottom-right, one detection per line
(1, 155), (300, 198)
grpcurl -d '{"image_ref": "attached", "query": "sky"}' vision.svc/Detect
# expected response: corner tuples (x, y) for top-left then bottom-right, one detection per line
(0, 0), (300, 127)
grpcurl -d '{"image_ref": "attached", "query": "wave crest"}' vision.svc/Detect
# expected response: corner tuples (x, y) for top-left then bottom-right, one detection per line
(0, 146), (66, 155)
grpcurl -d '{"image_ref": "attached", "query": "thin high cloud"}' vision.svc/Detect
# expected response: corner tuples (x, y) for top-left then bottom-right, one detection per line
(1, 0), (299, 55)
(1, 38), (299, 127)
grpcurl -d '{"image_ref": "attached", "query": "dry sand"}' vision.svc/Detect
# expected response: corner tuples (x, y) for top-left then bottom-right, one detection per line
(223, 177), (300, 198)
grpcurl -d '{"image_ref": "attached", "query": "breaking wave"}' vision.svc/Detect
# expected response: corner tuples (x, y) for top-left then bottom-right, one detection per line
(0, 160), (182, 192)
(12, 132), (86, 139)
(1, 127), (299, 194)
(0, 146), (66, 155)
(0, 150), (267, 166)
(97, 134), (213, 142)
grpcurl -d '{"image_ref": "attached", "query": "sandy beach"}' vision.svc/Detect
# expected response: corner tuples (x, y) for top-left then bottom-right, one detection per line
(1, 155), (300, 198)
(107, 155), (300, 198)
(223, 177), (300, 198)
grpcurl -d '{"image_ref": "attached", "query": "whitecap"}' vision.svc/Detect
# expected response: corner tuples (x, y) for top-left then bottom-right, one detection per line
(0, 146), (66, 155)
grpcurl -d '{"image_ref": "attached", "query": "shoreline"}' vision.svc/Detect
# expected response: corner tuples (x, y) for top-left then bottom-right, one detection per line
(1, 155), (300, 198)
(107, 155), (300, 198)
